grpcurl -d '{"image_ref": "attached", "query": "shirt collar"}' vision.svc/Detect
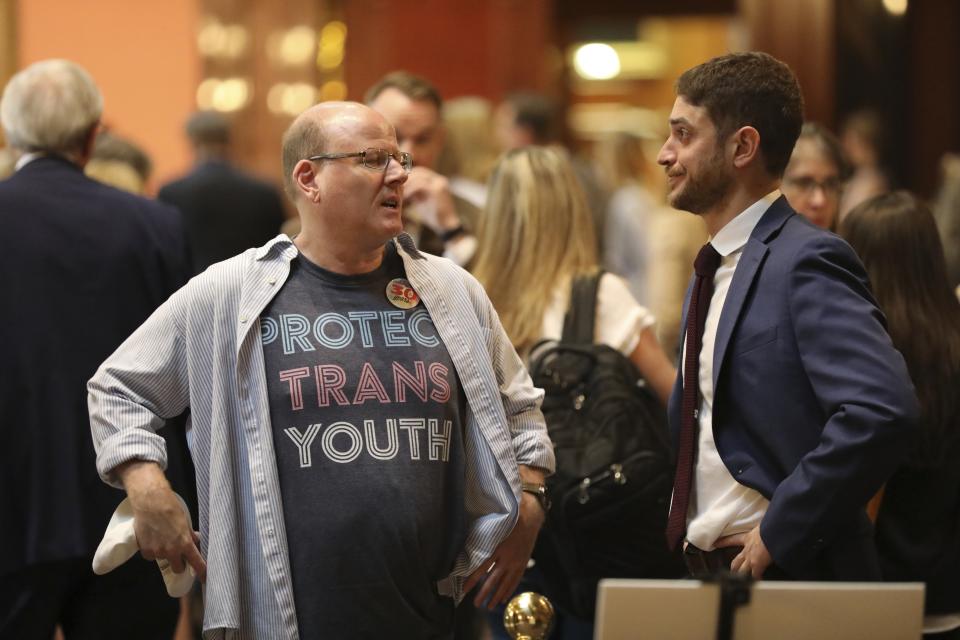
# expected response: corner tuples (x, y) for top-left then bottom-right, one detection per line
(255, 232), (420, 263)
(710, 189), (780, 257)
(15, 152), (46, 171)
(254, 234), (298, 261)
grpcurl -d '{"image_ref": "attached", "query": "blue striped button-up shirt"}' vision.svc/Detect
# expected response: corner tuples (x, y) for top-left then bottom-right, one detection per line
(88, 234), (554, 639)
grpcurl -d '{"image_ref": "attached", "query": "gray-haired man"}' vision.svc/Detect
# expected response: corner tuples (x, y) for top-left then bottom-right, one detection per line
(0, 59), (189, 638)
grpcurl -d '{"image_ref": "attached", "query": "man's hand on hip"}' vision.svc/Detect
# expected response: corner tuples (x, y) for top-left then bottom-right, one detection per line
(463, 492), (545, 610)
(115, 460), (207, 582)
(716, 524), (772, 579)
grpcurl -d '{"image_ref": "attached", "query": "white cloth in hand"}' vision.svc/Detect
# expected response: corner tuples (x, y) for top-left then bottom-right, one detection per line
(92, 494), (196, 597)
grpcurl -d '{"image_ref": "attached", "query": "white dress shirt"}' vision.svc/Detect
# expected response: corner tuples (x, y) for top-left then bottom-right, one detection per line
(685, 192), (779, 551)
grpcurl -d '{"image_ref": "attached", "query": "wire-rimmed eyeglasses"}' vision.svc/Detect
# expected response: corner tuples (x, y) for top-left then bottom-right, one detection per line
(307, 147), (413, 174)
(783, 175), (842, 196)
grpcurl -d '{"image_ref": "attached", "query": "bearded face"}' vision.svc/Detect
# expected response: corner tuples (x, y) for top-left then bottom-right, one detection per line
(658, 97), (734, 216)
(667, 140), (732, 215)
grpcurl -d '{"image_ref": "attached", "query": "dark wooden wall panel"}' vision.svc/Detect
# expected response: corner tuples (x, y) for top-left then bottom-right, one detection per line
(739, 0), (836, 128)
(343, 0), (552, 101)
(907, 0), (960, 197)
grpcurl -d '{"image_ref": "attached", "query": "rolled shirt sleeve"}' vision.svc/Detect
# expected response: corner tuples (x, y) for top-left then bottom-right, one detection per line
(88, 287), (192, 488)
(463, 272), (555, 475)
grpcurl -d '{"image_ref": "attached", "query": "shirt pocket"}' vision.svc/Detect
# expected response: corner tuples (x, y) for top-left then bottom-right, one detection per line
(732, 324), (778, 357)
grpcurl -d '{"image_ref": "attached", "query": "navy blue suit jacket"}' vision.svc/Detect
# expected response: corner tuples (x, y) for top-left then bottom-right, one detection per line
(0, 156), (190, 577)
(668, 196), (918, 579)
(159, 161), (285, 274)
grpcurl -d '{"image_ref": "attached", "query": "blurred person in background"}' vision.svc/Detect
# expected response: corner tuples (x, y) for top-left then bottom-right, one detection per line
(159, 111), (286, 275)
(933, 153), (960, 292)
(839, 109), (890, 219)
(0, 58), (189, 639)
(493, 92), (560, 152)
(596, 130), (709, 358)
(0, 146), (19, 179)
(840, 191), (960, 639)
(472, 145), (675, 638)
(781, 123), (851, 231)
(596, 131), (660, 306)
(473, 145), (675, 401)
(85, 130), (152, 194)
(436, 96), (498, 211)
(366, 71), (480, 264)
(494, 92), (608, 257)
(645, 208), (708, 358)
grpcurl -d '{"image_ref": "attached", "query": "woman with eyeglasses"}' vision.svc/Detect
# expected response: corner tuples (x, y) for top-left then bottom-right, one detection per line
(840, 191), (960, 639)
(781, 123), (852, 231)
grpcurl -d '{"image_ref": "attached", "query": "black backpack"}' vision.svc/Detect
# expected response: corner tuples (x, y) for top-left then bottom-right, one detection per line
(529, 273), (685, 619)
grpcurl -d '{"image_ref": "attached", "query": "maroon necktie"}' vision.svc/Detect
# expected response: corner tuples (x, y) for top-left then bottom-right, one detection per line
(666, 242), (722, 551)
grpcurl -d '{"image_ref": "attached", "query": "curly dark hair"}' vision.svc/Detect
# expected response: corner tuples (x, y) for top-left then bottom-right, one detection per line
(677, 51), (804, 177)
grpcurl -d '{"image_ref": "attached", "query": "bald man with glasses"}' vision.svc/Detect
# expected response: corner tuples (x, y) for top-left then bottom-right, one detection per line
(88, 101), (553, 639)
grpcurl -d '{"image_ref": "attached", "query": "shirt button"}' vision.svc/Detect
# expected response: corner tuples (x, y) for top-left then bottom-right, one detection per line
(267, 277), (277, 285)
(239, 316), (248, 323)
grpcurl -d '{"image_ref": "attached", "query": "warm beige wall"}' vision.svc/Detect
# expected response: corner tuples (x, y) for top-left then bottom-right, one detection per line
(17, 0), (200, 192)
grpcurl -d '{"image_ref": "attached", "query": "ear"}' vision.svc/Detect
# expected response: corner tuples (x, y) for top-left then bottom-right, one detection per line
(292, 159), (321, 203)
(731, 126), (761, 170)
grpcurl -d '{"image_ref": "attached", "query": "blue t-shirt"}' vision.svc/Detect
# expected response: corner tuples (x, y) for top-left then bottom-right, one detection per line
(260, 243), (467, 638)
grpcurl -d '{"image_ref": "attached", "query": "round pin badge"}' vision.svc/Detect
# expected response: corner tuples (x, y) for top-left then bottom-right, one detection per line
(385, 278), (420, 309)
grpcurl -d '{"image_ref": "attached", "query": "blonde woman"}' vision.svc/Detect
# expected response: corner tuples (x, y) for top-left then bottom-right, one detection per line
(473, 145), (676, 637)
(473, 145), (675, 406)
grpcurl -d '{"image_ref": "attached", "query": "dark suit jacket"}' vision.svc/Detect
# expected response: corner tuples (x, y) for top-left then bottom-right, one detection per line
(0, 156), (190, 577)
(159, 161), (285, 274)
(667, 196), (918, 579)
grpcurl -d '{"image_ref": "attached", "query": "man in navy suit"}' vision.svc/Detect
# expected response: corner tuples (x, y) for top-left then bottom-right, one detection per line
(657, 52), (917, 581)
(0, 59), (190, 637)
(159, 111), (286, 275)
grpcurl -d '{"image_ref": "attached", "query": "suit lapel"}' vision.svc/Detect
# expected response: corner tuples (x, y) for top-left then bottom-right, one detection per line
(669, 275), (695, 437)
(712, 238), (768, 391)
(712, 196), (794, 391)
(679, 276), (694, 341)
